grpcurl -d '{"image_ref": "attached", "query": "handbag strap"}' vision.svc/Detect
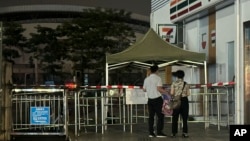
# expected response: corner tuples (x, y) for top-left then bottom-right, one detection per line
(180, 81), (186, 96)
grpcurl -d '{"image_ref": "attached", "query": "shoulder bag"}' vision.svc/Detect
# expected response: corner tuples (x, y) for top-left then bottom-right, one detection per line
(169, 82), (186, 110)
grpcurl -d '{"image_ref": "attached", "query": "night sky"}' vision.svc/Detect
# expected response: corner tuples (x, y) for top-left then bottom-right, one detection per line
(0, 0), (151, 17)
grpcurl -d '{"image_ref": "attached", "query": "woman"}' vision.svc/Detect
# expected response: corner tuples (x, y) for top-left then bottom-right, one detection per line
(170, 70), (190, 138)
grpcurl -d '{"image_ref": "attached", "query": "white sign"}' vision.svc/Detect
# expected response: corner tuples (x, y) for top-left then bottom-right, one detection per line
(158, 24), (177, 44)
(125, 88), (148, 104)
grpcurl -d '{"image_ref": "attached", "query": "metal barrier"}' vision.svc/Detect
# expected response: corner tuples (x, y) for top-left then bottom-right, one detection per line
(102, 88), (127, 132)
(73, 87), (145, 135)
(72, 89), (106, 136)
(189, 85), (235, 130)
(207, 86), (235, 129)
(71, 86), (234, 133)
(10, 88), (68, 140)
(8, 84), (233, 138)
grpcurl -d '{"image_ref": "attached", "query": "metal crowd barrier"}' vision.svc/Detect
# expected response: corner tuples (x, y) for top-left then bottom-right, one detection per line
(69, 86), (235, 136)
(103, 88), (127, 133)
(8, 84), (232, 138)
(189, 85), (235, 130)
(10, 88), (69, 140)
(71, 89), (107, 136)
(207, 85), (235, 129)
(72, 87), (147, 135)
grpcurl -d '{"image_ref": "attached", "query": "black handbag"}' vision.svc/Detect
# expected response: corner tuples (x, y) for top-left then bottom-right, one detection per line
(169, 82), (186, 110)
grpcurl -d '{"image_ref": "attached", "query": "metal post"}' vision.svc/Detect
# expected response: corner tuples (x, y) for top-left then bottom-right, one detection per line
(216, 89), (221, 131)
(95, 91), (98, 133)
(101, 91), (104, 134)
(64, 89), (69, 140)
(226, 86), (230, 127)
(123, 92), (126, 132)
(130, 105), (132, 133)
(74, 91), (78, 136)
(204, 61), (209, 129)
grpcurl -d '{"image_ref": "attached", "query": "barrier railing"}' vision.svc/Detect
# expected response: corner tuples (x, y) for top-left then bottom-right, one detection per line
(72, 87), (147, 135)
(9, 82), (235, 137)
(72, 89), (106, 136)
(10, 88), (69, 140)
(188, 84), (235, 130)
(74, 83), (235, 133)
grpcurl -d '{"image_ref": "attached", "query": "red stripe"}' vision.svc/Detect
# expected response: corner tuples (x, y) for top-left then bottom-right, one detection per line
(167, 28), (173, 34)
(189, 2), (202, 11)
(217, 82), (223, 86)
(178, 8), (188, 17)
(170, 14), (177, 20)
(228, 81), (235, 85)
(96, 85), (101, 89)
(117, 85), (123, 89)
(207, 83), (212, 87)
(107, 85), (112, 89)
(128, 85), (134, 88)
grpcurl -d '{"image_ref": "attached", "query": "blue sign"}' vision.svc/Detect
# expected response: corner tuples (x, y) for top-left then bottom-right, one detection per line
(30, 107), (50, 125)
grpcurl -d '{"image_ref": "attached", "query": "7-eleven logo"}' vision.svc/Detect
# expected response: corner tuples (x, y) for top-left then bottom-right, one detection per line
(162, 28), (173, 42)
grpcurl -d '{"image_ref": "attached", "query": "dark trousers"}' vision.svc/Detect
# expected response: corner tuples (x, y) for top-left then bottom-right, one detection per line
(172, 97), (189, 134)
(147, 96), (164, 134)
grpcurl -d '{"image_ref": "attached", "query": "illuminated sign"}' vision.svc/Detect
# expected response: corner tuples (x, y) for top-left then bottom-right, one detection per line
(158, 24), (177, 44)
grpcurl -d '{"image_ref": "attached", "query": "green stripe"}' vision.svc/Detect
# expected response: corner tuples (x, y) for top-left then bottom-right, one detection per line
(189, 0), (198, 4)
(177, 0), (188, 10)
(170, 0), (198, 14)
(170, 7), (177, 14)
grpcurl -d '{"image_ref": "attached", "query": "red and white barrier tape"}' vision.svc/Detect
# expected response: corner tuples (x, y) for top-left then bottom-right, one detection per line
(82, 85), (143, 89)
(190, 81), (235, 88)
(13, 81), (235, 89)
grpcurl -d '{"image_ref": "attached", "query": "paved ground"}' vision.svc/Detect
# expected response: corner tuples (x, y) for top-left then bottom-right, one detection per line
(9, 123), (230, 141)
(68, 122), (230, 141)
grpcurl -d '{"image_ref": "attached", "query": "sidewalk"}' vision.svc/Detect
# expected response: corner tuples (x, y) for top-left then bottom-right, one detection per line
(69, 122), (230, 141)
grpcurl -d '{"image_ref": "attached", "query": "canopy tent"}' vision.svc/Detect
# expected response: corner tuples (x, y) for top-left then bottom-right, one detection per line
(105, 28), (210, 128)
(105, 28), (207, 85)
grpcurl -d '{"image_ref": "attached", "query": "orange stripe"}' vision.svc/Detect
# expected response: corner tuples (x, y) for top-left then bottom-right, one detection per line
(162, 28), (172, 32)
(170, 0), (181, 7)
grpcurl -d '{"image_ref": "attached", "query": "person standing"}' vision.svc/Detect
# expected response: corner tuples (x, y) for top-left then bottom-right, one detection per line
(170, 70), (190, 138)
(143, 65), (167, 138)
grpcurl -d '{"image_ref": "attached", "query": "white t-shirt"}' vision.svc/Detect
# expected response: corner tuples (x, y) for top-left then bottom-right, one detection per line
(143, 73), (162, 99)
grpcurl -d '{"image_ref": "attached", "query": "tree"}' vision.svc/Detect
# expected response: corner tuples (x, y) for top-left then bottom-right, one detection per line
(58, 7), (135, 85)
(27, 25), (69, 82)
(2, 22), (27, 63)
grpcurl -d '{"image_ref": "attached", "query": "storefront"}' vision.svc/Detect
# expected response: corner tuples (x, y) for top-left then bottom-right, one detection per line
(151, 0), (250, 124)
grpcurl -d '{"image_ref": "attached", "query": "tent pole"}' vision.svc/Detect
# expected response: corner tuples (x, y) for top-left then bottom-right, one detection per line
(204, 61), (208, 129)
(105, 62), (108, 86)
(104, 61), (109, 131)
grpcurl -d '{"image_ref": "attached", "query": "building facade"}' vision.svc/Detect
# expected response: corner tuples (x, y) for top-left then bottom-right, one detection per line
(151, 0), (249, 124)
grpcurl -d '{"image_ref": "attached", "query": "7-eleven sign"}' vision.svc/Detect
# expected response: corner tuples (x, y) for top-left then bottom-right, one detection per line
(158, 24), (177, 44)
